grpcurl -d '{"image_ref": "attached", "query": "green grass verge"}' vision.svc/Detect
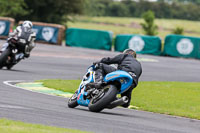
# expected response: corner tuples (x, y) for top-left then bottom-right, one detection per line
(68, 16), (200, 39)
(0, 118), (90, 133)
(77, 16), (200, 33)
(38, 79), (81, 93)
(40, 79), (200, 120)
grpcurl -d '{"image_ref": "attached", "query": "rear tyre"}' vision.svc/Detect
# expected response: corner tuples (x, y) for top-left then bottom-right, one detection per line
(0, 49), (11, 68)
(68, 91), (78, 108)
(88, 85), (118, 112)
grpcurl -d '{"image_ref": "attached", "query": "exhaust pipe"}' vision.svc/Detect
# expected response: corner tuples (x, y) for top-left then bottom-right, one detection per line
(106, 96), (129, 109)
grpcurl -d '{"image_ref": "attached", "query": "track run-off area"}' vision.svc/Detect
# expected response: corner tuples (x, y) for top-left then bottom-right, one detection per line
(0, 40), (200, 133)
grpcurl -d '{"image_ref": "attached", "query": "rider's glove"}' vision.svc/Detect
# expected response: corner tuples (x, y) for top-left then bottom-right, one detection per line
(93, 61), (101, 69)
(7, 37), (18, 44)
(93, 61), (100, 66)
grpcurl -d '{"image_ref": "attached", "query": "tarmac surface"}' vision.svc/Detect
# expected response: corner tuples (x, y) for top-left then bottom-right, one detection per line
(0, 40), (200, 133)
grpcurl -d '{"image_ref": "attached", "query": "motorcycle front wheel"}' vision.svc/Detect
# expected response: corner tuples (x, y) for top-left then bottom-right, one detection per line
(88, 85), (118, 112)
(6, 64), (14, 70)
(68, 91), (78, 108)
(0, 49), (11, 69)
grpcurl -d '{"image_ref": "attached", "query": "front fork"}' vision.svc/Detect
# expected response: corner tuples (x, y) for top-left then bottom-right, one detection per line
(5, 48), (18, 64)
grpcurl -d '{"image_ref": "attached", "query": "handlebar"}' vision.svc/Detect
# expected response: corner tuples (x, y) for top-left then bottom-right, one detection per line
(8, 37), (18, 45)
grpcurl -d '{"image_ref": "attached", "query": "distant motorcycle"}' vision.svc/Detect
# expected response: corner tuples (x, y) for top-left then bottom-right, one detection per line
(0, 37), (29, 69)
(68, 64), (133, 112)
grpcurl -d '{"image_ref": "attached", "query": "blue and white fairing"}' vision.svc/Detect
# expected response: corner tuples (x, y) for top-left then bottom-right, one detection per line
(76, 65), (133, 106)
(104, 70), (133, 94)
(76, 65), (95, 106)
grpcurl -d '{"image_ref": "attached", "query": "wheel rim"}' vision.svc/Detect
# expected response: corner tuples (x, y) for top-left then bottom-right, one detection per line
(69, 92), (77, 102)
(90, 86), (110, 104)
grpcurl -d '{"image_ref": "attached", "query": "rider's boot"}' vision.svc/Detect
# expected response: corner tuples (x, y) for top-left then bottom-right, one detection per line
(86, 82), (102, 89)
(86, 67), (104, 89)
(86, 75), (103, 89)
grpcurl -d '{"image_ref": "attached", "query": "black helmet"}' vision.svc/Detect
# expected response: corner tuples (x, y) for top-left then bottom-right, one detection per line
(123, 49), (137, 58)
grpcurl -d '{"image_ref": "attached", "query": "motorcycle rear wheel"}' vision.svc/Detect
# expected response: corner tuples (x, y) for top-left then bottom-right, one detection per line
(88, 85), (118, 112)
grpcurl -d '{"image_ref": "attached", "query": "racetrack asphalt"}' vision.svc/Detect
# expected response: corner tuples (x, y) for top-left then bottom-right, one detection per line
(0, 40), (200, 133)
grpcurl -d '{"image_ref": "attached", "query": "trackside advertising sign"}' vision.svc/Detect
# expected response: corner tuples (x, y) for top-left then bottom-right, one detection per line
(0, 20), (10, 36)
(32, 26), (59, 44)
(66, 28), (113, 50)
(115, 34), (162, 55)
(163, 34), (200, 59)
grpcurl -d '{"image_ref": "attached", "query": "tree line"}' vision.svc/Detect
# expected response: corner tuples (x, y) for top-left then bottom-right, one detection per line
(0, 0), (84, 24)
(1, 0), (200, 24)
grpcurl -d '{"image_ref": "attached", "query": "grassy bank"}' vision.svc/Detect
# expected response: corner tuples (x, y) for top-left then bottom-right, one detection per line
(0, 118), (89, 133)
(40, 79), (200, 120)
(67, 16), (200, 39)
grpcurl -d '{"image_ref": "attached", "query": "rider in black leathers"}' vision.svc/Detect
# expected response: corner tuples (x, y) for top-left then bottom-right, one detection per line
(1, 20), (36, 58)
(87, 49), (142, 108)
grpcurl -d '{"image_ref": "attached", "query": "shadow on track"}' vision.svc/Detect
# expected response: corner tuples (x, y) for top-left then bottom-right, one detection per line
(0, 68), (30, 73)
(68, 106), (138, 118)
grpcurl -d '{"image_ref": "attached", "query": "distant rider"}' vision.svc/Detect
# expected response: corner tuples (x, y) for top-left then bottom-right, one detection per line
(87, 49), (142, 108)
(5, 20), (36, 58)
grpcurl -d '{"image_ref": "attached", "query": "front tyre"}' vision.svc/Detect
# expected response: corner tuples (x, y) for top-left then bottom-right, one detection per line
(68, 91), (78, 108)
(0, 49), (11, 68)
(88, 85), (118, 112)
(6, 64), (14, 70)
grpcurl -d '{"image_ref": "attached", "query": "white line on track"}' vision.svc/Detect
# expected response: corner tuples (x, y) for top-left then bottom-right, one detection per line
(3, 80), (68, 99)
(1, 80), (31, 109)
(3, 80), (25, 89)
(4, 80), (199, 121)
(3, 80), (133, 111)
(0, 104), (28, 109)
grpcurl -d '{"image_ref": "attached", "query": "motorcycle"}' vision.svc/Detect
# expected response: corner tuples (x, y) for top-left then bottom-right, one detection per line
(68, 64), (133, 112)
(0, 37), (29, 69)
